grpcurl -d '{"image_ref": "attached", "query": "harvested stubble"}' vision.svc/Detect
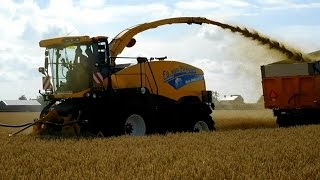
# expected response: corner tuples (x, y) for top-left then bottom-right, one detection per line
(0, 111), (319, 179)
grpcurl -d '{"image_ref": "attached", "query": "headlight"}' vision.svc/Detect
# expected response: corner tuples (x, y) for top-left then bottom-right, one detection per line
(140, 87), (146, 94)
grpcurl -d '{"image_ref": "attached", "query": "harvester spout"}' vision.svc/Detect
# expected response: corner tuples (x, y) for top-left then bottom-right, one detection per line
(109, 16), (308, 65)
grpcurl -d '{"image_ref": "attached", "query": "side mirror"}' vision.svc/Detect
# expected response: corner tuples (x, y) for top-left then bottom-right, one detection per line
(38, 67), (46, 75)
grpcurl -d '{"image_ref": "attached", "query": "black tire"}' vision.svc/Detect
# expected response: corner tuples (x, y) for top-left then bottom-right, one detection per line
(277, 114), (298, 127)
(276, 115), (287, 127)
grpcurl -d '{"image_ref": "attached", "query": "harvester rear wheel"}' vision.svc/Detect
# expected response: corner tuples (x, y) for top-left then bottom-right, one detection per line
(124, 114), (146, 136)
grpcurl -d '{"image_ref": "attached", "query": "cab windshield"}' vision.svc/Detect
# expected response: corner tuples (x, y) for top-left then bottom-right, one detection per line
(47, 44), (95, 93)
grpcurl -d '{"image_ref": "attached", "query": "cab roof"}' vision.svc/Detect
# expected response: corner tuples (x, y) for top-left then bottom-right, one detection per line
(39, 36), (108, 48)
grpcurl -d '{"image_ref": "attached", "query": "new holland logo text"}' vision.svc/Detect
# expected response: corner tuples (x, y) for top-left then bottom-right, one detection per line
(163, 66), (204, 89)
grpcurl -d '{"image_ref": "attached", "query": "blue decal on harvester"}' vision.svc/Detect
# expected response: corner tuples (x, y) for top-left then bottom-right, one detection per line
(163, 66), (204, 89)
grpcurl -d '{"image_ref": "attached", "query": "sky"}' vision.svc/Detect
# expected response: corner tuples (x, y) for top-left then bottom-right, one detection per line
(0, 0), (319, 102)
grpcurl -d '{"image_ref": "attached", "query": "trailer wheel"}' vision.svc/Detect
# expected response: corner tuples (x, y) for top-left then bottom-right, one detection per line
(277, 115), (297, 127)
(124, 114), (146, 136)
(276, 116), (286, 127)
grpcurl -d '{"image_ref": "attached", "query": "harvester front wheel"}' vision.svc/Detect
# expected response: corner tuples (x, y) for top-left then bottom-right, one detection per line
(124, 114), (146, 136)
(193, 121), (210, 132)
(192, 116), (215, 132)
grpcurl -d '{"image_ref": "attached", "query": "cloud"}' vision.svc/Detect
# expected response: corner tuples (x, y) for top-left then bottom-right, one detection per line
(21, 21), (41, 42)
(176, 0), (252, 10)
(258, 0), (320, 10)
(77, 0), (106, 8)
(270, 25), (320, 52)
(175, 0), (220, 10)
(197, 25), (226, 41)
(223, 0), (253, 7)
(174, 0), (257, 21)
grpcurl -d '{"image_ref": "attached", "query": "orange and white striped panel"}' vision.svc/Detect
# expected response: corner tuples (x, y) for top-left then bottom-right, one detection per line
(93, 72), (104, 84)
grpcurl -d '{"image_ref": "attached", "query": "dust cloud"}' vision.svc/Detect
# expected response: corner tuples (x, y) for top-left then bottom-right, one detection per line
(201, 19), (315, 101)
(225, 37), (288, 99)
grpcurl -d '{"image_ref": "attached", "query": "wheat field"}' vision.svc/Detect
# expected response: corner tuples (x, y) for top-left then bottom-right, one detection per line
(213, 109), (277, 130)
(0, 110), (319, 179)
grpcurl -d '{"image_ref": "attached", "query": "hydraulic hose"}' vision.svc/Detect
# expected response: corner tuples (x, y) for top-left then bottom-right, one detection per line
(0, 122), (32, 128)
(7, 120), (87, 137)
(0, 119), (84, 128)
(42, 120), (86, 126)
(0, 121), (36, 137)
